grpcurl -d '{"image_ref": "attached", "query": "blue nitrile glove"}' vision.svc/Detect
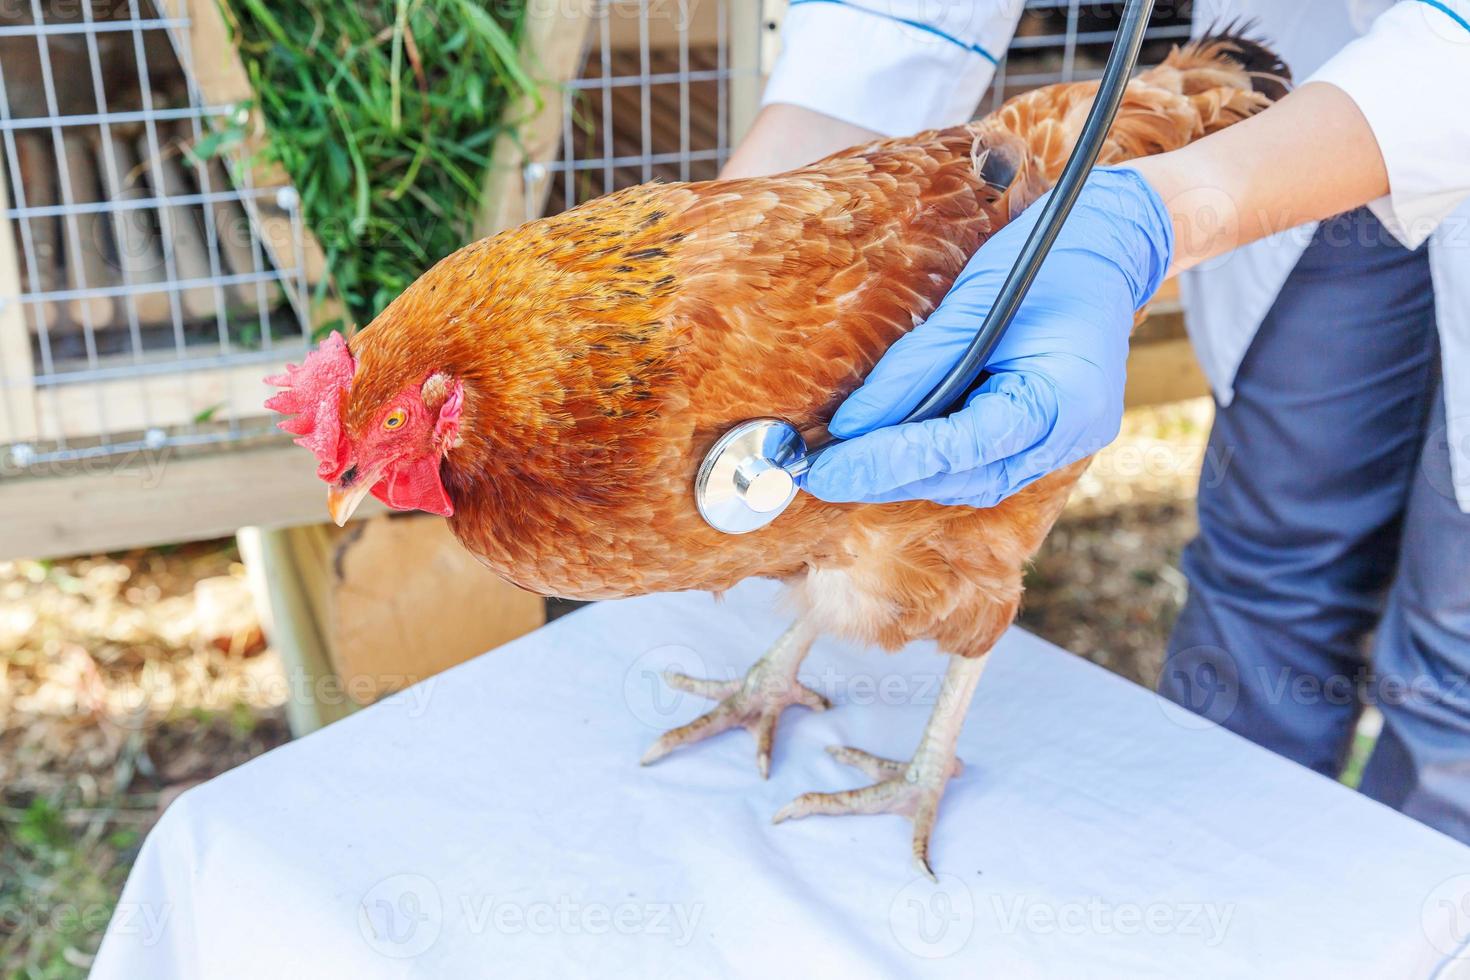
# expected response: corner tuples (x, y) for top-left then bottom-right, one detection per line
(805, 166), (1174, 507)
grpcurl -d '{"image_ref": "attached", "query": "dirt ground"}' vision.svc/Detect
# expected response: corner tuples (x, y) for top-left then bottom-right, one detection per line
(0, 544), (292, 978)
(0, 399), (1213, 977)
(1019, 399), (1212, 685)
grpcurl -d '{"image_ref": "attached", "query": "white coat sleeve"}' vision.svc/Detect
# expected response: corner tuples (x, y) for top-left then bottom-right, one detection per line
(759, 0), (1024, 136)
(1308, 0), (1470, 249)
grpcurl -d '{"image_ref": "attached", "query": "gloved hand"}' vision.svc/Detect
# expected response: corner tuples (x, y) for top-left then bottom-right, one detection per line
(805, 166), (1175, 507)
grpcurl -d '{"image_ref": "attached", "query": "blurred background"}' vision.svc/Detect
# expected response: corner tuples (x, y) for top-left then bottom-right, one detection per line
(0, 1), (1290, 974)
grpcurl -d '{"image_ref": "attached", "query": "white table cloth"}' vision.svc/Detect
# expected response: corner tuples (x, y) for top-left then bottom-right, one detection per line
(93, 579), (1470, 978)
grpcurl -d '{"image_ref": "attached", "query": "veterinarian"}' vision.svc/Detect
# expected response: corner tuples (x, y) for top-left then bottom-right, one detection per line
(724, 0), (1470, 844)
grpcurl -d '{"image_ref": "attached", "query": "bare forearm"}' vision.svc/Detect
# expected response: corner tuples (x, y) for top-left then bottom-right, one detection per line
(720, 104), (883, 179)
(1129, 82), (1389, 275)
(731, 85), (1390, 276)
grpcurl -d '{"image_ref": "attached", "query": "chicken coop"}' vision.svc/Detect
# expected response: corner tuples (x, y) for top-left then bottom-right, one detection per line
(0, 0), (1206, 560)
(0, 0), (1207, 726)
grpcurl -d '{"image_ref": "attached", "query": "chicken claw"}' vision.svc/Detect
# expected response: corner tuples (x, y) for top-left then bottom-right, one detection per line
(772, 653), (988, 880)
(826, 744), (963, 780)
(640, 619), (826, 777)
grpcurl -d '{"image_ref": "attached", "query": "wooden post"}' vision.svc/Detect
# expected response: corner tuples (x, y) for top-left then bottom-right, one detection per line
(240, 516), (546, 736)
(474, 0), (596, 234)
(238, 525), (354, 735)
(160, 0), (333, 299)
(322, 515), (545, 704)
(0, 149), (38, 445)
(728, 0), (780, 145)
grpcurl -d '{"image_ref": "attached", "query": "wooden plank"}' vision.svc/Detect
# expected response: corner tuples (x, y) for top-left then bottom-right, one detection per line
(33, 358), (292, 442)
(58, 134), (118, 330)
(0, 148), (38, 443)
(0, 442), (383, 562)
(160, 0), (333, 315)
(727, 0), (778, 145)
(1125, 335), (1210, 409)
(326, 515), (545, 703)
(100, 132), (177, 325)
(474, 0), (596, 234)
(148, 131), (225, 320)
(606, 0), (724, 49)
(10, 134), (63, 334)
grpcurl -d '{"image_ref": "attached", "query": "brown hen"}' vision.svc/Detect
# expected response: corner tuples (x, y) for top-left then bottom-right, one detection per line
(267, 32), (1290, 875)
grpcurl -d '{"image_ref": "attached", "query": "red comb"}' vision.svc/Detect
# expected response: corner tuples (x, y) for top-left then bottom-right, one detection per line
(264, 331), (356, 479)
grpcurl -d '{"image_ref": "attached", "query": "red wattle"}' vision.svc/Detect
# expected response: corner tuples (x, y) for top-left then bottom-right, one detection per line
(370, 455), (454, 517)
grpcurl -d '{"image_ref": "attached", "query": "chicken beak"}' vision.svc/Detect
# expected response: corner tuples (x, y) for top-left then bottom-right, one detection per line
(327, 466), (383, 527)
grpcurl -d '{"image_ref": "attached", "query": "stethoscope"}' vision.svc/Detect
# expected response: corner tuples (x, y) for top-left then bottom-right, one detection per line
(695, 0), (1157, 535)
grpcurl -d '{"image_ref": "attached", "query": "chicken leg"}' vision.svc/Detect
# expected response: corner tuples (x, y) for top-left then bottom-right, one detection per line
(641, 617), (829, 777)
(773, 652), (988, 879)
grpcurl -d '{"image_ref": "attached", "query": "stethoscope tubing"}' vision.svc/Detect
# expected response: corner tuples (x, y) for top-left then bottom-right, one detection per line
(798, 0), (1158, 473)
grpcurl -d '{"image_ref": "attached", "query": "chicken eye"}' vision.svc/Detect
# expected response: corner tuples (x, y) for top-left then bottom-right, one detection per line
(383, 409), (407, 431)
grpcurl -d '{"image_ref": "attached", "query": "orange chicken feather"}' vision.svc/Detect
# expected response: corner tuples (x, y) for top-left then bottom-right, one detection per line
(268, 32), (1290, 875)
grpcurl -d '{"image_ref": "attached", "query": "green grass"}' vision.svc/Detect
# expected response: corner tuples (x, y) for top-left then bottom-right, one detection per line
(1339, 726), (1379, 790)
(0, 797), (143, 980)
(213, 0), (536, 329)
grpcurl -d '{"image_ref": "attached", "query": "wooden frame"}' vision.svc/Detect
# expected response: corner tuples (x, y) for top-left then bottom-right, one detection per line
(0, 0), (585, 558)
(0, 442), (382, 561)
(0, 0), (335, 447)
(156, 0), (332, 289)
(475, 0), (597, 235)
(1124, 282), (1206, 409)
(0, 165), (37, 443)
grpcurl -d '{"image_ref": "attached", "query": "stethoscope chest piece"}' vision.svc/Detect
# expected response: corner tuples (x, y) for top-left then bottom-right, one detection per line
(690, 0), (1155, 537)
(694, 417), (808, 533)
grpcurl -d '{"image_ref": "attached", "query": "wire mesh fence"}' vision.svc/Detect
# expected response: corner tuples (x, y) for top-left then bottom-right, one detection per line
(541, 0), (1193, 212)
(0, 0), (315, 473)
(991, 0), (1192, 108)
(0, 0), (1191, 475)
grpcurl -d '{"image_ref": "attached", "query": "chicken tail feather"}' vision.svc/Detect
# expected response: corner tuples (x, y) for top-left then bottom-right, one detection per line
(967, 28), (1291, 217)
(1190, 19), (1294, 102)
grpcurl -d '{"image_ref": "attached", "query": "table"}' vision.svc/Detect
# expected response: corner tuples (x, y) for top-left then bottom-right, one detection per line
(92, 579), (1470, 978)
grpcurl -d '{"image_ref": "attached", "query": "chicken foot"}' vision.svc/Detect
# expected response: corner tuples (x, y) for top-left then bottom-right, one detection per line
(773, 652), (988, 880)
(640, 617), (829, 778)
